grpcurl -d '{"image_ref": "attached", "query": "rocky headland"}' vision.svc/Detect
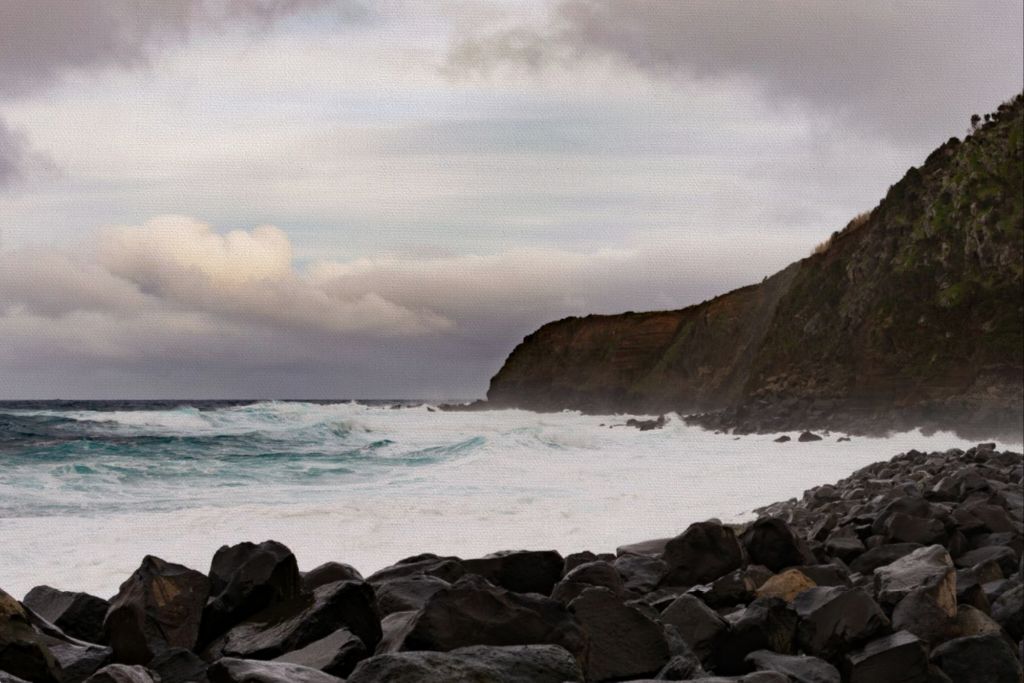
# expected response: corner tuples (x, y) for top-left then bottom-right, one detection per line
(478, 94), (1024, 441)
(2, 443), (1022, 682)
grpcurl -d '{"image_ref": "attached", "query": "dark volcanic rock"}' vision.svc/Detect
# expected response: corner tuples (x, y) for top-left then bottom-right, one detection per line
(713, 598), (798, 675)
(201, 541), (302, 643)
(301, 562), (363, 592)
(798, 432), (823, 442)
(271, 627), (367, 678)
(654, 649), (706, 680)
(775, 435), (792, 442)
(373, 575), (450, 616)
(990, 583), (1023, 639)
(662, 521), (744, 586)
(378, 575), (587, 663)
(461, 550), (564, 595)
(365, 554), (465, 584)
(616, 538), (670, 557)
(848, 543), (923, 574)
(659, 594), (728, 663)
(207, 657), (343, 683)
(873, 545), (955, 608)
(793, 586), (890, 659)
(148, 647), (209, 683)
(614, 553), (668, 593)
(568, 587), (669, 682)
(563, 551), (600, 574)
(955, 545), (1019, 577)
(206, 579), (381, 661)
(843, 630), (930, 683)
(104, 555), (210, 665)
(346, 644), (584, 683)
(929, 633), (1024, 683)
(550, 561), (624, 604)
(83, 664), (159, 682)
(742, 518), (814, 572)
(891, 588), (955, 645)
(745, 649), (841, 683)
(22, 586), (109, 645)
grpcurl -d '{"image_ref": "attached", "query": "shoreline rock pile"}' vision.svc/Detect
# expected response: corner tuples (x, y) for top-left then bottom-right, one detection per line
(2, 444), (1021, 682)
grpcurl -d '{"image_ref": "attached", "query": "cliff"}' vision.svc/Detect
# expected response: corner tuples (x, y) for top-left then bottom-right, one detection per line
(486, 94), (1024, 438)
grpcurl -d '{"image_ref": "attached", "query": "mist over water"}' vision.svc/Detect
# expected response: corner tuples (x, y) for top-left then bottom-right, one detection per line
(0, 400), (1009, 598)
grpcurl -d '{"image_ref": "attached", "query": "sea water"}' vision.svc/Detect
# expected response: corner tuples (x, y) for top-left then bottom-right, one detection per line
(0, 400), (1009, 598)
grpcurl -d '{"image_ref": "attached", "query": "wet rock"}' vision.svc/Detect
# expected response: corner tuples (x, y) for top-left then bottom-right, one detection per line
(47, 638), (112, 683)
(662, 521), (744, 586)
(745, 649), (840, 683)
(301, 562), (363, 592)
(271, 627), (367, 678)
(843, 631), (930, 683)
(462, 550), (564, 595)
(614, 553), (668, 593)
(0, 592), (62, 683)
(378, 575), (586, 663)
(374, 611), (416, 654)
(798, 432), (822, 442)
(83, 664), (159, 683)
(929, 634), (1023, 683)
(793, 586), (890, 658)
(774, 435), (791, 442)
(659, 594), (728, 663)
(693, 568), (758, 608)
(626, 415), (668, 431)
(955, 545), (1018, 577)
(550, 561), (624, 604)
(616, 538), (671, 557)
(990, 583), (1023, 639)
(756, 569), (816, 603)
(823, 527), (866, 562)
(207, 657), (343, 683)
(848, 543), (923, 574)
(569, 587), (669, 681)
(365, 554), (465, 584)
(148, 647), (209, 683)
(346, 644), (584, 683)
(206, 579), (381, 660)
(201, 541), (302, 643)
(104, 555), (210, 665)
(874, 545), (955, 610)
(373, 575), (450, 616)
(22, 586), (109, 645)
(742, 518), (814, 572)
(712, 598), (798, 675)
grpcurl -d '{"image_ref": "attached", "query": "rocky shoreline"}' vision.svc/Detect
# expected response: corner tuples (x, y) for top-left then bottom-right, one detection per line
(2, 444), (1022, 683)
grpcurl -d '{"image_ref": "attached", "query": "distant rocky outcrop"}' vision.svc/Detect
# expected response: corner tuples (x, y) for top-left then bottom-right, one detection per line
(484, 94), (1024, 439)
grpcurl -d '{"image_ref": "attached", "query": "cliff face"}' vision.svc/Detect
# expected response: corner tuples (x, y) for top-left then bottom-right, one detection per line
(486, 95), (1024, 437)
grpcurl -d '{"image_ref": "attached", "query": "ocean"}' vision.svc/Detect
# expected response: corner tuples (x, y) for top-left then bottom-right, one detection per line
(0, 399), (1009, 599)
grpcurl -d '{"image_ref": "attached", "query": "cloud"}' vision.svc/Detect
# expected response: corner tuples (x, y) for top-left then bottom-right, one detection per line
(447, 0), (1024, 142)
(0, 118), (60, 190)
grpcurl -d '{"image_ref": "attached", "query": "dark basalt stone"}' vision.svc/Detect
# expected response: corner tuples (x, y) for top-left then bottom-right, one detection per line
(206, 580), (381, 661)
(373, 575), (450, 616)
(954, 545), (1018, 576)
(550, 561), (624, 604)
(365, 554), (465, 584)
(712, 598), (798, 675)
(201, 541), (302, 644)
(848, 543), (923, 574)
(929, 634), (1024, 683)
(563, 551), (599, 574)
(103, 556), (210, 665)
(614, 553), (668, 593)
(271, 627), (367, 678)
(83, 664), (159, 683)
(843, 631), (930, 683)
(662, 521), (744, 586)
(615, 538), (671, 557)
(659, 594), (728, 664)
(990, 583), (1023, 640)
(798, 432), (823, 442)
(148, 647), (209, 683)
(568, 587), (669, 682)
(22, 587), (109, 645)
(461, 550), (564, 595)
(742, 518), (814, 572)
(745, 649), (841, 683)
(346, 644), (584, 683)
(891, 588), (955, 645)
(873, 545), (955, 608)
(301, 562), (363, 592)
(774, 435), (791, 442)
(823, 527), (865, 562)
(793, 586), (890, 659)
(794, 564), (851, 588)
(206, 657), (343, 683)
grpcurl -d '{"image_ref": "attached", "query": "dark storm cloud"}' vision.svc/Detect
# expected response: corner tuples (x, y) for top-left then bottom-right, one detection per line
(448, 0), (1024, 141)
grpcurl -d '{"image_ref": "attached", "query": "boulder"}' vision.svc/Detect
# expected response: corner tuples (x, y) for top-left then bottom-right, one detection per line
(662, 521), (744, 586)
(365, 554), (465, 584)
(883, 513), (947, 545)
(568, 587), (670, 681)
(950, 604), (1003, 638)
(823, 527), (866, 562)
(848, 543), (922, 574)
(0, 673), (31, 683)
(742, 518), (813, 572)
(613, 553), (668, 594)
(461, 550), (564, 595)
(83, 664), (159, 683)
(346, 644), (584, 683)
(843, 631), (930, 683)
(691, 569), (757, 608)
(22, 587), (109, 645)
(201, 541), (302, 643)
(654, 652), (706, 680)
(377, 576), (587, 663)
(990, 583), (1023, 639)
(795, 564), (851, 588)
(301, 562), (363, 592)
(373, 575), (449, 616)
(659, 594), (728, 663)
(104, 555), (210, 664)
(206, 657), (343, 683)
(148, 647), (209, 683)
(550, 562), (624, 604)
(616, 538), (671, 557)
(798, 432), (823, 442)
(775, 435), (792, 442)
(745, 649), (841, 683)
(891, 588), (954, 645)
(206, 580), (381, 660)
(712, 598), (798, 675)
(873, 545), (955, 609)
(374, 611), (417, 655)
(563, 552), (599, 574)
(47, 639), (112, 682)
(756, 569), (816, 603)
(793, 586), (890, 659)
(929, 634), (1023, 683)
(271, 627), (367, 678)
(955, 546), (1018, 577)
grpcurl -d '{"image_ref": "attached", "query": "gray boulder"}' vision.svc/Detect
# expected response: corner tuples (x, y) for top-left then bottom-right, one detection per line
(346, 644), (583, 683)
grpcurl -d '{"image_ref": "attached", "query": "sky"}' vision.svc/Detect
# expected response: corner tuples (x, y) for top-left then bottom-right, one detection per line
(0, 0), (1021, 399)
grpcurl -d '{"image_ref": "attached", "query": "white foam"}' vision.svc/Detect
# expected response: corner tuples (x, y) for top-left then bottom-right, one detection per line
(0, 403), (1010, 598)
